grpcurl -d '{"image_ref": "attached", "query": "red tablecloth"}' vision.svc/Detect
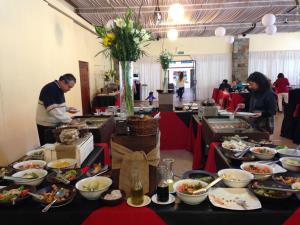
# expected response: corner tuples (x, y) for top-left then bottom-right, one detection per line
(159, 112), (190, 150)
(82, 202), (167, 225)
(283, 207), (300, 225)
(204, 142), (220, 173)
(159, 112), (202, 169)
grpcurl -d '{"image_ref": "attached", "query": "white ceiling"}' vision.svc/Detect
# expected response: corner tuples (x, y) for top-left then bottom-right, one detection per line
(65, 0), (300, 37)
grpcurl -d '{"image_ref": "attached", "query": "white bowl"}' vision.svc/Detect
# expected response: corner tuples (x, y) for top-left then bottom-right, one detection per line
(26, 149), (45, 159)
(12, 169), (48, 186)
(250, 147), (277, 160)
(13, 160), (46, 170)
(75, 176), (112, 200)
(278, 149), (300, 158)
(291, 182), (300, 200)
(280, 157), (300, 172)
(47, 158), (77, 170)
(218, 169), (254, 188)
(173, 179), (208, 205)
(240, 163), (273, 180)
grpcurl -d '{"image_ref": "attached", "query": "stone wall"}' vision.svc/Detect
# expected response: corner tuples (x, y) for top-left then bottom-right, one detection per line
(232, 38), (249, 82)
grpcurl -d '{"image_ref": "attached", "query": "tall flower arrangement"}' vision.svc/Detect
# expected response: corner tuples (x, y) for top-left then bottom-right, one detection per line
(159, 50), (173, 93)
(95, 10), (152, 115)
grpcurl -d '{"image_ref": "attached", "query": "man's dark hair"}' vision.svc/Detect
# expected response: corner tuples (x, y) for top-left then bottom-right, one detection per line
(247, 71), (270, 92)
(277, 73), (284, 79)
(59, 73), (76, 83)
(223, 79), (228, 84)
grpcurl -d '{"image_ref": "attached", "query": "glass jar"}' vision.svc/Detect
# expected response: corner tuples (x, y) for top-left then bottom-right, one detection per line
(130, 169), (144, 205)
(156, 165), (169, 202)
(163, 158), (175, 193)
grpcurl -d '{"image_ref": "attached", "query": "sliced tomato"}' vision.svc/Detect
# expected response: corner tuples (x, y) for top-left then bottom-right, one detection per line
(21, 189), (29, 197)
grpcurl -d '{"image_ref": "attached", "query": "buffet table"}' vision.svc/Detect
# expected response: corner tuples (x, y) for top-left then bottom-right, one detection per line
(0, 181), (298, 225)
(159, 112), (203, 169)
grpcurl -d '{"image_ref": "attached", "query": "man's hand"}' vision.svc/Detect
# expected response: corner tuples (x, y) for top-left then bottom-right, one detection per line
(68, 107), (79, 114)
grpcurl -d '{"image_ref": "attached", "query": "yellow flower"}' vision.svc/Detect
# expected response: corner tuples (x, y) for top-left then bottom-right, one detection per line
(106, 32), (115, 40)
(103, 36), (110, 47)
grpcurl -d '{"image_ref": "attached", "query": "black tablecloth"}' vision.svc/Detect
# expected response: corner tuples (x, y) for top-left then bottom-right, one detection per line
(0, 190), (297, 225)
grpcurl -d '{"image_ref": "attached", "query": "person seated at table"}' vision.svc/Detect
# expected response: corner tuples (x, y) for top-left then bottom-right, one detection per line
(145, 91), (156, 105)
(273, 73), (290, 113)
(218, 79), (231, 108)
(240, 72), (277, 134)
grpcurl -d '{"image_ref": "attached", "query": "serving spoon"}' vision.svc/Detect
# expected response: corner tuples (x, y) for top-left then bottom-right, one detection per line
(2, 176), (36, 182)
(42, 188), (65, 213)
(193, 176), (223, 194)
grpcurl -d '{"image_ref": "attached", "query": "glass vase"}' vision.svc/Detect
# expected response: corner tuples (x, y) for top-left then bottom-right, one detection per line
(163, 69), (168, 93)
(119, 61), (134, 116)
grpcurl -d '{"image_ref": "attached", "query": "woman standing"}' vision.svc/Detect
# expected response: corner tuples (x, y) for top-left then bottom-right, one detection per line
(273, 73), (290, 112)
(177, 72), (185, 101)
(246, 72), (277, 134)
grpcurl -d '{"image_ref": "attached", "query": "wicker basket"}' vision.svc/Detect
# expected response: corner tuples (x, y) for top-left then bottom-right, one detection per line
(127, 115), (158, 136)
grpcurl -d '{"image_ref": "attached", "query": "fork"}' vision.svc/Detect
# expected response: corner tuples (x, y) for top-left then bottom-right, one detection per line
(236, 199), (248, 209)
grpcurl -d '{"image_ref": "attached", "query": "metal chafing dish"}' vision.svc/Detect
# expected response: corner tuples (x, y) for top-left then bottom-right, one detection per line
(202, 117), (269, 144)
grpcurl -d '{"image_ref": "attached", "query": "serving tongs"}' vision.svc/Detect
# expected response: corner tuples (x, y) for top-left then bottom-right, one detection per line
(252, 182), (300, 193)
(52, 170), (70, 185)
(193, 176), (223, 194)
(2, 176), (36, 182)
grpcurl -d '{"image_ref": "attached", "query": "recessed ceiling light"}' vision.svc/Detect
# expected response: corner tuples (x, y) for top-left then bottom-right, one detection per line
(168, 4), (184, 22)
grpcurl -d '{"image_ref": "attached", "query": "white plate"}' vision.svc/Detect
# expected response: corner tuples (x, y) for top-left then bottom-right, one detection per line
(127, 195), (151, 208)
(255, 161), (287, 173)
(209, 188), (261, 210)
(0, 186), (6, 190)
(236, 112), (256, 117)
(151, 194), (175, 205)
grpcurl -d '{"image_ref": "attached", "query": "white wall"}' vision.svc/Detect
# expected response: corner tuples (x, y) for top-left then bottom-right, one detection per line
(0, 0), (108, 165)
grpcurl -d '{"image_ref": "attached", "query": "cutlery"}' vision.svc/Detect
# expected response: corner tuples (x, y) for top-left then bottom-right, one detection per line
(28, 192), (44, 200)
(252, 183), (300, 193)
(236, 199), (248, 209)
(42, 188), (65, 213)
(2, 176), (36, 182)
(92, 165), (109, 177)
(234, 147), (250, 158)
(193, 176), (223, 194)
(53, 170), (70, 184)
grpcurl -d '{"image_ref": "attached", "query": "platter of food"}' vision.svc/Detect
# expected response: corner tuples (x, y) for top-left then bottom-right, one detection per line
(26, 149), (45, 160)
(248, 181), (293, 200)
(0, 184), (34, 206)
(222, 140), (248, 152)
(250, 147), (277, 160)
(13, 160), (46, 170)
(240, 163), (273, 180)
(47, 169), (83, 184)
(182, 170), (215, 184)
(208, 188), (261, 210)
(280, 157), (300, 172)
(273, 172), (300, 186)
(33, 184), (76, 207)
(47, 158), (77, 170)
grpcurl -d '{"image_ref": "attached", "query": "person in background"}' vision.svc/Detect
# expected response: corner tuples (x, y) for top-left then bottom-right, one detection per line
(177, 72), (185, 101)
(145, 91), (156, 105)
(273, 73), (290, 112)
(36, 74), (78, 145)
(218, 79), (231, 108)
(231, 81), (238, 92)
(243, 72), (277, 134)
(236, 79), (244, 91)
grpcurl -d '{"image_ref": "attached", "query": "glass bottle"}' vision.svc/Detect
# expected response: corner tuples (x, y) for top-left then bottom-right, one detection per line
(130, 169), (144, 205)
(156, 165), (169, 202)
(163, 158), (175, 193)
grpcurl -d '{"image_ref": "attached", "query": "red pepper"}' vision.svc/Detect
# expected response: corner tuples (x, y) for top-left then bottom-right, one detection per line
(21, 189), (29, 197)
